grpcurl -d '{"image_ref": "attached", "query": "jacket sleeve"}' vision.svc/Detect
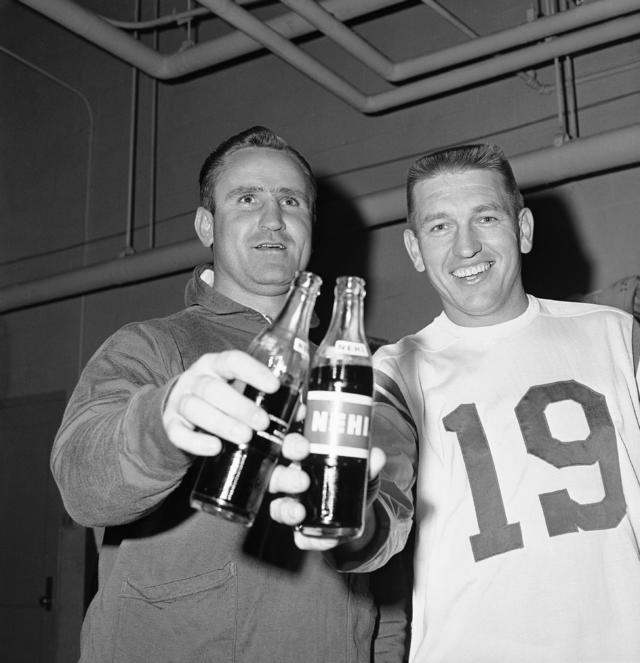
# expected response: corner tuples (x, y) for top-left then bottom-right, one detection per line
(51, 322), (193, 528)
(371, 541), (414, 663)
(330, 366), (417, 573)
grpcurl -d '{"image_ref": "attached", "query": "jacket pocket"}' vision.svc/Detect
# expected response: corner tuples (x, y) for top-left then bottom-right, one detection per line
(114, 562), (237, 663)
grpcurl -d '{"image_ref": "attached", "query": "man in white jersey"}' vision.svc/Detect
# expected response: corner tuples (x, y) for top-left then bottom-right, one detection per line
(373, 143), (640, 663)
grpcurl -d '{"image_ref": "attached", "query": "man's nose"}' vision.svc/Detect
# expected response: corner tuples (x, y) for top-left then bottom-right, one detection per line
(453, 227), (481, 258)
(258, 199), (284, 230)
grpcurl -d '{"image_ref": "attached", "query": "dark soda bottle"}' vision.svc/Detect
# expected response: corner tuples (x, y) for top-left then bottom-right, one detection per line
(190, 271), (322, 526)
(298, 276), (373, 540)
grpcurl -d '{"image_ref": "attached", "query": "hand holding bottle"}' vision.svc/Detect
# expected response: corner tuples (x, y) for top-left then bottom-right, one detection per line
(272, 445), (387, 551)
(162, 348), (316, 517)
(163, 349), (279, 457)
(190, 271), (322, 526)
(162, 341), (386, 548)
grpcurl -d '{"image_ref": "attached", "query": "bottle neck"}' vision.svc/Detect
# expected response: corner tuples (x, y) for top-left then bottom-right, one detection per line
(324, 293), (366, 343)
(313, 278), (371, 374)
(270, 272), (322, 340)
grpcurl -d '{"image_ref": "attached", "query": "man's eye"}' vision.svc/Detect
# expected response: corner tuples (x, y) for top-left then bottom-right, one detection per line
(281, 197), (300, 207)
(429, 223), (447, 233)
(478, 216), (497, 224)
(238, 194), (256, 204)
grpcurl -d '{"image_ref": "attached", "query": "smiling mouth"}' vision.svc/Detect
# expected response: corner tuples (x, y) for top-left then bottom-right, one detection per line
(451, 261), (493, 280)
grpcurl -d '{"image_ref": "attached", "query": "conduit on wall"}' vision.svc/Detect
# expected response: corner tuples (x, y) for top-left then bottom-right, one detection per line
(16, 0), (640, 112)
(1, 123), (639, 314)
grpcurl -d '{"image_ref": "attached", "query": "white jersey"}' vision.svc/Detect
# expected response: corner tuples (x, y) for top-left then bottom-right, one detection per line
(373, 296), (640, 663)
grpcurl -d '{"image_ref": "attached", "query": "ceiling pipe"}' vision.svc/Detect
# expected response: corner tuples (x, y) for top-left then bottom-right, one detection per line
(16, 0), (406, 79)
(419, 0), (477, 39)
(195, 0), (640, 113)
(1, 123), (639, 314)
(17, 0), (640, 97)
(105, 0), (263, 31)
(279, 0), (564, 97)
(280, 0), (640, 82)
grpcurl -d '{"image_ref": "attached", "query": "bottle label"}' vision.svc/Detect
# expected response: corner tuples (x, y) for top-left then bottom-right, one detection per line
(304, 391), (372, 458)
(294, 337), (309, 359)
(334, 340), (369, 357)
(244, 384), (300, 446)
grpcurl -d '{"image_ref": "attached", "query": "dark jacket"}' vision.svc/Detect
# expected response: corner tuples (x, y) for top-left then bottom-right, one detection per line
(52, 265), (414, 663)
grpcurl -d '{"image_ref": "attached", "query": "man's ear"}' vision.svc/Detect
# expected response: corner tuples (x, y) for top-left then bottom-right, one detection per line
(403, 227), (426, 272)
(194, 206), (214, 247)
(518, 208), (534, 255)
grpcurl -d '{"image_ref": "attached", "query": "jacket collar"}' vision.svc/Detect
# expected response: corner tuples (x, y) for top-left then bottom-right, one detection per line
(184, 263), (320, 328)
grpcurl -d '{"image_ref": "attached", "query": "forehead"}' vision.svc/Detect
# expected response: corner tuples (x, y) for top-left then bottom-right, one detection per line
(215, 146), (310, 196)
(412, 169), (510, 213)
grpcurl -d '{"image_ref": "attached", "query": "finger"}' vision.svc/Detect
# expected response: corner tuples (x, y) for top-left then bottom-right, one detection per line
(294, 402), (306, 422)
(269, 496), (305, 526)
(183, 378), (270, 433)
(280, 432), (309, 463)
(269, 463), (309, 495)
(195, 350), (279, 393)
(293, 531), (339, 551)
(164, 416), (224, 456)
(368, 447), (386, 480)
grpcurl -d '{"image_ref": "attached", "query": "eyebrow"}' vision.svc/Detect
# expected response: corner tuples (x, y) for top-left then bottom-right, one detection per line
(419, 202), (506, 224)
(472, 203), (507, 214)
(225, 185), (309, 205)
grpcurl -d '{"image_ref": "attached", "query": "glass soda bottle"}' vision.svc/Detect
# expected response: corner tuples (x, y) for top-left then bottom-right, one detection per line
(298, 275), (374, 539)
(190, 270), (322, 526)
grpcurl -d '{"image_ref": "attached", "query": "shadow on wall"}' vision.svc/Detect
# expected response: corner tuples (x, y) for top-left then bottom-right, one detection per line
(307, 179), (372, 345)
(522, 192), (593, 300)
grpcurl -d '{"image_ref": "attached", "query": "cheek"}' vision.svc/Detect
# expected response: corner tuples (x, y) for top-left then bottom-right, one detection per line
(289, 217), (312, 242)
(497, 234), (522, 258)
(418, 240), (447, 268)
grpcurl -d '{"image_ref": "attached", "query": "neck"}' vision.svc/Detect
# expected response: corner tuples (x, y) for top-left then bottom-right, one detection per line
(215, 279), (288, 320)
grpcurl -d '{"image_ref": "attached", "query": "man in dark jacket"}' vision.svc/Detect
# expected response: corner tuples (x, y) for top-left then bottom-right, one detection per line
(52, 126), (415, 663)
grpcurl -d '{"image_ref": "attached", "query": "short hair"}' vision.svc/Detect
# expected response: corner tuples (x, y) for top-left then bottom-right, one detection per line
(406, 143), (524, 226)
(199, 125), (316, 218)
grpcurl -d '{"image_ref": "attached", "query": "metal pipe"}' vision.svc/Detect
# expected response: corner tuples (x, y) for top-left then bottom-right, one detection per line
(16, 0), (640, 87)
(104, 6), (210, 32)
(390, 0), (640, 80)
(544, 0), (570, 142)
(194, 0), (640, 114)
(420, 0), (477, 39)
(104, 0), (270, 31)
(0, 240), (212, 315)
(559, 0), (580, 138)
(362, 12), (640, 113)
(123, 0), (141, 256)
(232, 0), (640, 85)
(16, 0), (406, 79)
(196, 0), (365, 107)
(282, 0), (556, 96)
(1, 124), (639, 314)
(148, 1), (160, 249)
(564, 55), (579, 138)
(278, 0), (394, 79)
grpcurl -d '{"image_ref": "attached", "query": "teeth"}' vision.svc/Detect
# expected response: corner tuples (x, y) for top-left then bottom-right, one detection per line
(256, 243), (284, 249)
(452, 262), (491, 278)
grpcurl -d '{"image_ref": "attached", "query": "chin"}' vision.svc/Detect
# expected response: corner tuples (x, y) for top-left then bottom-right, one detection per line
(253, 273), (297, 294)
(255, 263), (299, 283)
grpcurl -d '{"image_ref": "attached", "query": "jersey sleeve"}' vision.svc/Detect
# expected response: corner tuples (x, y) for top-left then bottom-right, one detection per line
(51, 323), (192, 528)
(330, 363), (418, 573)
